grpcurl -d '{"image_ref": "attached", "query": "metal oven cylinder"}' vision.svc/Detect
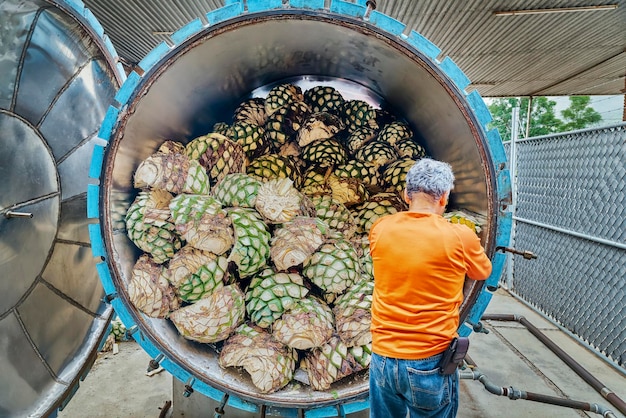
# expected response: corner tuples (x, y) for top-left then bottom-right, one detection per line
(89, 2), (512, 414)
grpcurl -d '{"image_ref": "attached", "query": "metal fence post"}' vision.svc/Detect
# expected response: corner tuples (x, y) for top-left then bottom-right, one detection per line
(505, 107), (520, 290)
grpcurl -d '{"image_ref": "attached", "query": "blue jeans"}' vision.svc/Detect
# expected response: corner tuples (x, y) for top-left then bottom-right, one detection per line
(369, 352), (458, 418)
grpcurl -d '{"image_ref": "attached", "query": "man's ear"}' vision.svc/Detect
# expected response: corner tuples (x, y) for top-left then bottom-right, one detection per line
(403, 189), (410, 204)
(439, 192), (449, 208)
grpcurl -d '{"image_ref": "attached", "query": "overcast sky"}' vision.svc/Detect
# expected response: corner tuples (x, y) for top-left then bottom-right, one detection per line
(549, 95), (624, 125)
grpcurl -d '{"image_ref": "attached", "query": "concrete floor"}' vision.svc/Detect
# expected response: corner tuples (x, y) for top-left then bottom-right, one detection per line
(57, 289), (626, 418)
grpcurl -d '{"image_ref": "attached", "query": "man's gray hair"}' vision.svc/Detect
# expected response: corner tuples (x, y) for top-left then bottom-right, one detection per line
(405, 158), (455, 200)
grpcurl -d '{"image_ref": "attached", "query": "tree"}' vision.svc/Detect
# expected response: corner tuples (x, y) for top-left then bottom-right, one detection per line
(488, 97), (563, 142)
(561, 96), (602, 131)
(486, 97), (518, 142)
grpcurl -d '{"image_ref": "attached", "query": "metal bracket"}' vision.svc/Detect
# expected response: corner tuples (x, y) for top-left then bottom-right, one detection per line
(496, 246), (537, 260)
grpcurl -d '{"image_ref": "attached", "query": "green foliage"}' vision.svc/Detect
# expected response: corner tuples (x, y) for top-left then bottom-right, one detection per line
(486, 98), (518, 142)
(487, 96), (602, 142)
(561, 96), (602, 131)
(488, 97), (562, 142)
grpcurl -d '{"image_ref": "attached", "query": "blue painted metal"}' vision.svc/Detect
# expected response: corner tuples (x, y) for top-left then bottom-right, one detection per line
(96, 105), (120, 143)
(86, 184), (99, 218)
(138, 42), (172, 73)
(88, 144), (105, 179)
(368, 11), (405, 36)
(88, 1), (512, 416)
(110, 298), (138, 339)
(440, 56), (471, 91)
(341, 399), (369, 413)
(466, 90), (493, 127)
(305, 405), (341, 417)
(248, 0), (284, 13)
(226, 392), (260, 413)
(88, 223), (105, 258)
(405, 30), (441, 61)
(171, 18), (204, 45)
(289, 0), (325, 9)
(63, 0), (84, 14)
(330, 1), (366, 18)
(96, 262), (117, 296)
(113, 70), (141, 106)
(83, 7), (105, 37)
(486, 128), (507, 168)
(206, 3), (244, 25)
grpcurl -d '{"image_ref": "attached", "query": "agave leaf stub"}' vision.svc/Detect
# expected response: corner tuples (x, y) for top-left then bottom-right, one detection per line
(326, 175), (369, 207)
(227, 207), (271, 277)
(169, 284), (245, 343)
(169, 194), (234, 255)
(255, 178), (302, 224)
(265, 83), (304, 116)
(444, 210), (483, 234)
(234, 97), (267, 126)
(212, 173), (262, 208)
(311, 195), (357, 237)
(303, 238), (360, 296)
(272, 297), (334, 350)
(304, 335), (365, 391)
(185, 133), (248, 186)
(166, 245), (228, 303)
(333, 280), (374, 347)
(125, 190), (182, 264)
(352, 192), (407, 235)
(134, 150), (210, 195)
(245, 268), (309, 328)
(128, 255), (180, 318)
(220, 323), (297, 393)
(270, 216), (327, 271)
(297, 112), (345, 147)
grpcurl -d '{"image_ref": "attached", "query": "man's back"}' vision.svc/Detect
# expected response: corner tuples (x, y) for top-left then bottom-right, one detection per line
(369, 211), (491, 359)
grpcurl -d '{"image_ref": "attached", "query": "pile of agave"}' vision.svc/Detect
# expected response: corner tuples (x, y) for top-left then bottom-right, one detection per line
(123, 83), (482, 394)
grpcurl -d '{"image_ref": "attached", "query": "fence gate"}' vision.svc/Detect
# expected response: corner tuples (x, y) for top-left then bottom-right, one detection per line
(504, 123), (626, 370)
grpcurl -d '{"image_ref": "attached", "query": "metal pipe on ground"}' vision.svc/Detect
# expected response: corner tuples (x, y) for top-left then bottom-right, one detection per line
(459, 360), (618, 417)
(481, 313), (626, 416)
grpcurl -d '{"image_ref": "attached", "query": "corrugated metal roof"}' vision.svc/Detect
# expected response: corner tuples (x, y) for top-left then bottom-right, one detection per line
(82, 0), (626, 97)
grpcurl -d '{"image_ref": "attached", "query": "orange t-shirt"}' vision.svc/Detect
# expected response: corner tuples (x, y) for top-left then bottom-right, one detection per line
(369, 211), (492, 360)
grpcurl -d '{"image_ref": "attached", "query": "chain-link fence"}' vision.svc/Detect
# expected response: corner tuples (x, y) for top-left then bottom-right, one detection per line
(503, 123), (626, 369)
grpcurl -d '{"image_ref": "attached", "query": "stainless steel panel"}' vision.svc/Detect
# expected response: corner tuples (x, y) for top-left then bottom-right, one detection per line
(0, 313), (54, 417)
(14, 8), (91, 125)
(39, 59), (118, 161)
(18, 282), (96, 377)
(0, 0), (43, 110)
(0, 197), (59, 315)
(42, 242), (104, 314)
(0, 0), (122, 415)
(0, 111), (58, 208)
(58, 136), (100, 200)
(57, 195), (91, 244)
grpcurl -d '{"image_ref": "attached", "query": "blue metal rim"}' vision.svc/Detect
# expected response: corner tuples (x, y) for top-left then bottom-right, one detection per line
(88, 1), (512, 414)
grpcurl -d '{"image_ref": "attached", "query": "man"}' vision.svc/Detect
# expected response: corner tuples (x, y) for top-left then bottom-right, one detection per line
(369, 158), (492, 417)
